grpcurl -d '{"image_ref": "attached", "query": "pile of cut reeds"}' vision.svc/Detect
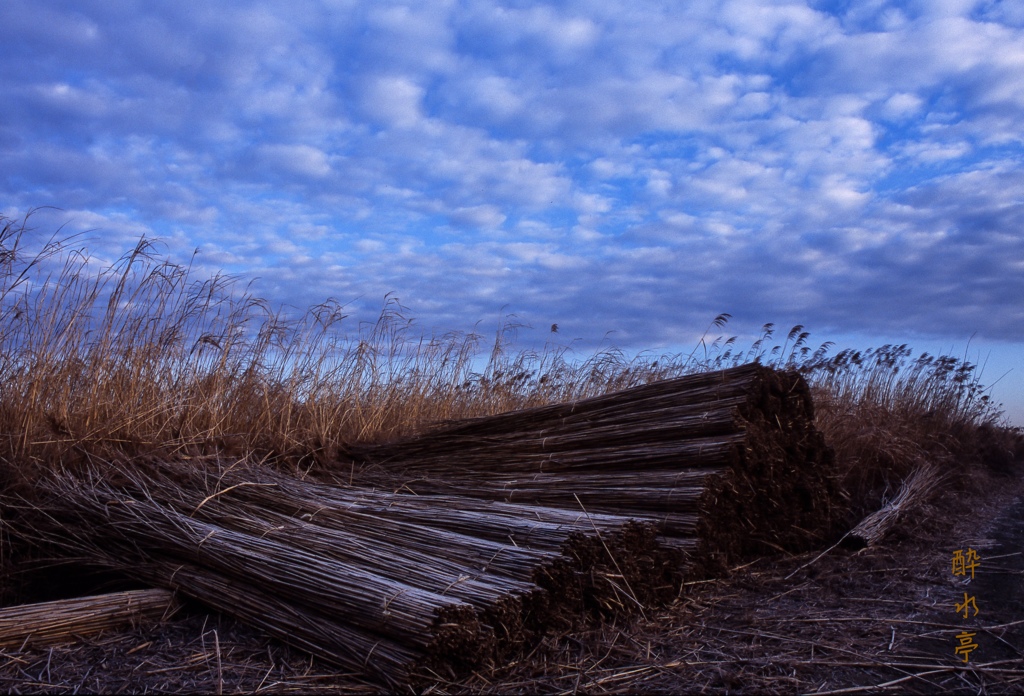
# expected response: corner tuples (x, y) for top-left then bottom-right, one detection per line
(8, 363), (843, 685)
(0, 589), (178, 649)
(347, 363), (845, 575)
(14, 458), (683, 686)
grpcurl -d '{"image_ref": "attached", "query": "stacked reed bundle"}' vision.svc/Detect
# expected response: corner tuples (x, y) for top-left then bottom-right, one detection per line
(195, 465), (685, 620)
(15, 459), (683, 685)
(22, 471), (478, 684)
(347, 363), (844, 574)
(8, 363), (841, 684)
(0, 589), (177, 649)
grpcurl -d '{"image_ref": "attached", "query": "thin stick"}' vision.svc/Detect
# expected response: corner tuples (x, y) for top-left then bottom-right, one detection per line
(213, 629), (222, 696)
(811, 667), (973, 695)
(191, 482), (276, 516)
(574, 494), (647, 620)
(784, 533), (850, 581)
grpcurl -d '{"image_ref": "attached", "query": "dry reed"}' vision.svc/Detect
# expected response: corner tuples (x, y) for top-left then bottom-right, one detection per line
(0, 212), (1007, 491)
(0, 589), (177, 649)
(1, 212), (1018, 689)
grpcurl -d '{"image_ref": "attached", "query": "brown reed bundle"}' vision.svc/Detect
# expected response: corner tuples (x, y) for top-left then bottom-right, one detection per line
(842, 462), (945, 549)
(17, 471), (491, 683)
(201, 462), (669, 551)
(10, 457), (687, 683)
(0, 589), (177, 649)
(134, 458), (686, 637)
(120, 463), (544, 650)
(347, 363), (844, 575)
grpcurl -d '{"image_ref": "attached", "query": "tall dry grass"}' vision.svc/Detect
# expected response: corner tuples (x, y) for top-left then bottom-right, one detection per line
(0, 213), (1015, 502)
(673, 321), (1015, 512)
(804, 344), (1009, 510)
(0, 215), (486, 469)
(0, 214), (713, 472)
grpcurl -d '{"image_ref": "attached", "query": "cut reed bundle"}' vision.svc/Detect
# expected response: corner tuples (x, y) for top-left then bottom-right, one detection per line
(19, 472), (489, 683)
(171, 461), (685, 618)
(202, 463), (669, 552)
(842, 462), (945, 549)
(348, 363), (845, 574)
(0, 589), (177, 649)
(13, 458), (685, 684)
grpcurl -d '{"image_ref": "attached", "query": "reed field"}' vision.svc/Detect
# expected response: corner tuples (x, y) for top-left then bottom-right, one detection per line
(0, 212), (1013, 494)
(1, 211), (1022, 691)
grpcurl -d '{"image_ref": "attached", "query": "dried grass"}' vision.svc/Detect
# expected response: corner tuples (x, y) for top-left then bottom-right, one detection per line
(0, 589), (179, 649)
(0, 212), (1019, 691)
(0, 213), (1007, 490)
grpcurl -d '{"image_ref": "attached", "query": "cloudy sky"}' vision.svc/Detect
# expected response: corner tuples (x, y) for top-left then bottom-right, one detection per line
(2, 0), (1023, 422)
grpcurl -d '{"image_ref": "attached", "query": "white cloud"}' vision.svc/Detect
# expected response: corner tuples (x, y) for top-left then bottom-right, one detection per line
(257, 144), (332, 178)
(881, 92), (924, 119)
(359, 75), (425, 129)
(362, 2), (458, 74)
(3, 0), (1024, 367)
(572, 192), (612, 215)
(448, 204), (506, 230)
(821, 174), (871, 208)
(897, 139), (972, 162)
(589, 158), (633, 179)
(719, 0), (838, 54)
(451, 74), (524, 122)
(645, 171), (673, 198)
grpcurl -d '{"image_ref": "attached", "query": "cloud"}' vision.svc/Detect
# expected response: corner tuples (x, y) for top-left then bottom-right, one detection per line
(446, 204), (507, 230)
(359, 75), (426, 129)
(256, 144), (332, 179)
(880, 92), (925, 120)
(1, 0), (1023, 367)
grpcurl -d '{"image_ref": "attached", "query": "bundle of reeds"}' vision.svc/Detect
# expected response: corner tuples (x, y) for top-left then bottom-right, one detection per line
(15, 458), (684, 684)
(20, 471), (485, 684)
(0, 589), (177, 649)
(842, 462), (944, 549)
(6, 364), (841, 684)
(347, 363), (844, 574)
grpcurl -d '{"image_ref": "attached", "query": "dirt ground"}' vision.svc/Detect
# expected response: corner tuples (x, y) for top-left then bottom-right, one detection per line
(1, 461), (1021, 694)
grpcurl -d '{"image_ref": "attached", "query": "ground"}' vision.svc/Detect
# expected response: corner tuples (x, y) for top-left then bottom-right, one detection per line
(1, 462), (1021, 694)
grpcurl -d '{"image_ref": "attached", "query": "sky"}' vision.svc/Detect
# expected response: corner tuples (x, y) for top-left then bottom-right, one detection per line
(1, 0), (1023, 424)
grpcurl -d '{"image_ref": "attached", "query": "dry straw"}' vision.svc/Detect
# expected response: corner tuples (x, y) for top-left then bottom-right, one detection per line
(0, 212), (1015, 689)
(13, 455), (685, 682)
(0, 589), (177, 649)
(0, 212), (1005, 490)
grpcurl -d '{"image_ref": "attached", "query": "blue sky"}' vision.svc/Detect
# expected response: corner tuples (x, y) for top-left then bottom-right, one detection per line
(2, 0), (1023, 424)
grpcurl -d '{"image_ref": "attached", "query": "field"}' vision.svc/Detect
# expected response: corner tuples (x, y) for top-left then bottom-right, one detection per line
(1, 213), (1022, 693)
